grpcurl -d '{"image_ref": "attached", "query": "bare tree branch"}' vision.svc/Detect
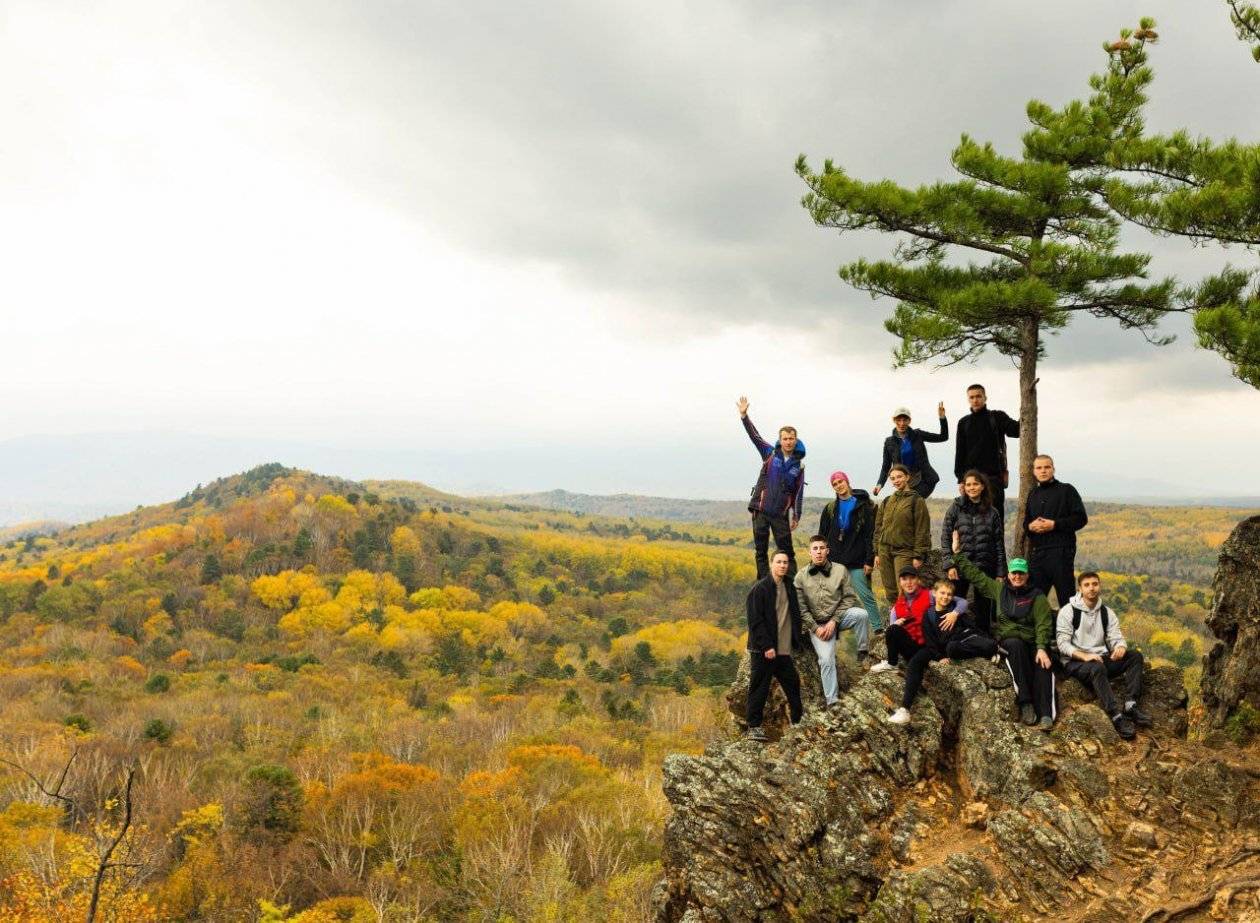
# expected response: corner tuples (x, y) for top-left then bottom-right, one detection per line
(0, 749), (78, 816)
(86, 767), (137, 923)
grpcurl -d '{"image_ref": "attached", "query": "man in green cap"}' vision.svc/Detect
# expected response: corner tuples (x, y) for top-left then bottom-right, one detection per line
(952, 531), (1056, 730)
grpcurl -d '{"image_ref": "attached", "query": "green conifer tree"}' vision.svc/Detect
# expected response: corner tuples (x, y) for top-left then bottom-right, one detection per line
(797, 22), (1178, 545)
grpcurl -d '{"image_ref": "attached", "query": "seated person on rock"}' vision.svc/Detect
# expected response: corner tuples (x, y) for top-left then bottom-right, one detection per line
(952, 531), (1057, 731)
(745, 551), (804, 741)
(882, 576), (983, 725)
(923, 578), (1002, 666)
(794, 535), (873, 710)
(1056, 571), (1152, 740)
(870, 565), (933, 723)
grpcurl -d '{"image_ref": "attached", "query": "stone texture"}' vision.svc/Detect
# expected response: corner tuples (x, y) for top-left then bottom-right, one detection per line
(1200, 515), (1260, 729)
(861, 854), (994, 923)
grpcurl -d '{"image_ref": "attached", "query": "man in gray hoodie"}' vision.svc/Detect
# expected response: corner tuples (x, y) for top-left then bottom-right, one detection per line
(1056, 571), (1152, 739)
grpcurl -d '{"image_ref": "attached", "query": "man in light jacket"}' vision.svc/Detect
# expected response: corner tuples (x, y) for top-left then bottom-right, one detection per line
(795, 536), (872, 708)
(1056, 571), (1152, 740)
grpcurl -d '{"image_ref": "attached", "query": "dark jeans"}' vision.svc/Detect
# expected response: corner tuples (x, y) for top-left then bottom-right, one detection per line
(752, 512), (795, 580)
(1030, 545), (1076, 609)
(746, 653), (803, 728)
(1062, 649), (1144, 716)
(999, 636), (1056, 719)
(886, 623), (933, 709)
(951, 575), (996, 635)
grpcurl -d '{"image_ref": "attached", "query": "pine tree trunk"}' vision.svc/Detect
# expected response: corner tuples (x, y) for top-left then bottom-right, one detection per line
(1013, 315), (1039, 558)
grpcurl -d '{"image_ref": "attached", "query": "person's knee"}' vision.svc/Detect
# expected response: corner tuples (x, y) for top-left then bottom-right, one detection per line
(1081, 661), (1105, 678)
(1128, 649), (1144, 667)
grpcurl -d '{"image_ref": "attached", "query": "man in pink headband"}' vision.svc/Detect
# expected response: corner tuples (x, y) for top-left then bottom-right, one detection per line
(817, 469), (881, 634)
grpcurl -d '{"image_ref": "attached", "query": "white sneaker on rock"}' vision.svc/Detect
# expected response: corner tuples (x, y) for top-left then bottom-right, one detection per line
(869, 660), (896, 674)
(888, 707), (911, 724)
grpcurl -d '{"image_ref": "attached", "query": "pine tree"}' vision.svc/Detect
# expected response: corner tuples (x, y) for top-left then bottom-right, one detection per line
(1229, 0), (1260, 62)
(796, 23), (1177, 547)
(1092, 23), (1260, 388)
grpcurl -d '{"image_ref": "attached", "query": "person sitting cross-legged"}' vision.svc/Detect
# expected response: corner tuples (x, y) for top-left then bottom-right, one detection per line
(1056, 571), (1152, 740)
(794, 535), (872, 710)
(953, 531), (1057, 731)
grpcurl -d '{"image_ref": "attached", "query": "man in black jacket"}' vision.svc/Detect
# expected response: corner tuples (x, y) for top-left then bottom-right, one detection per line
(954, 384), (1020, 519)
(874, 403), (948, 499)
(1024, 455), (1088, 608)
(745, 551), (804, 741)
(818, 471), (880, 632)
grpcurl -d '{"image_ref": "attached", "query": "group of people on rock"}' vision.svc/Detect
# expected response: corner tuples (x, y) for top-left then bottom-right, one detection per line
(738, 385), (1152, 743)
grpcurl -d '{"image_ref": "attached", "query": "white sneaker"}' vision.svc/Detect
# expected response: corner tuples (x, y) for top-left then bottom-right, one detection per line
(888, 707), (911, 724)
(869, 660), (896, 674)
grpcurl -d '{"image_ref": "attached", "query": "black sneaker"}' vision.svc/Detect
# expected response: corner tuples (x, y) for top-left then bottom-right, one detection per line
(1020, 704), (1037, 726)
(1125, 705), (1153, 727)
(746, 726), (768, 742)
(1112, 713), (1137, 740)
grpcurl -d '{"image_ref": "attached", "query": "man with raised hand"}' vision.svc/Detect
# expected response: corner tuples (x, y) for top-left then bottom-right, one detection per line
(953, 530), (1057, 731)
(1024, 454), (1089, 609)
(1057, 571), (1152, 740)
(954, 383), (1019, 520)
(818, 471), (880, 632)
(795, 535), (872, 709)
(874, 402), (948, 499)
(738, 395), (806, 580)
(745, 551), (805, 741)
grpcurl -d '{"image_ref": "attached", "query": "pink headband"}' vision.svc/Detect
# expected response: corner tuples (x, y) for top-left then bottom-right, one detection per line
(830, 470), (849, 484)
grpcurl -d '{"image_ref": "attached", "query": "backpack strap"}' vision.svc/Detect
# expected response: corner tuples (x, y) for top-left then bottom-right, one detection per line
(1071, 605), (1082, 633)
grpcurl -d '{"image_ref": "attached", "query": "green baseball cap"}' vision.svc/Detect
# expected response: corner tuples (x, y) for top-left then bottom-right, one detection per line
(1008, 558), (1029, 574)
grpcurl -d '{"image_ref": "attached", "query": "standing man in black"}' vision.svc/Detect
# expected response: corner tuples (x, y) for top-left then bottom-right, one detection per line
(954, 383), (1020, 520)
(1024, 454), (1088, 608)
(745, 551), (805, 742)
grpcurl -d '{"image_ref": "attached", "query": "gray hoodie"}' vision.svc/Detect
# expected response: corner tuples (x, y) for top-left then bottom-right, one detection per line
(1056, 592), (1126, 659)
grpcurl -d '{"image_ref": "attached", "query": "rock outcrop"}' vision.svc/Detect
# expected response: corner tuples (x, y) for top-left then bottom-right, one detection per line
(1200, 515), (1260, 730)
(656, 632), (1259, 921)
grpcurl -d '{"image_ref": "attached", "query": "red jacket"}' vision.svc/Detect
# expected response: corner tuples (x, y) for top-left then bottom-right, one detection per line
(892, 588), (932, 645)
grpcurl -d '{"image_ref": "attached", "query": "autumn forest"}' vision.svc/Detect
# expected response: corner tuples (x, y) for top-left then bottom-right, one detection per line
(0, 464), (1245, 921)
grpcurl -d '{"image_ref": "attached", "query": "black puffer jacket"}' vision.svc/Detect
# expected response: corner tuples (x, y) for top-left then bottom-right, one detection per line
(941, 497), (1007, 576)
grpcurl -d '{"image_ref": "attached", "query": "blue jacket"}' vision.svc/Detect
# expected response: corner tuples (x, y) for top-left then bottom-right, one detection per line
(742, 415), (806, 520)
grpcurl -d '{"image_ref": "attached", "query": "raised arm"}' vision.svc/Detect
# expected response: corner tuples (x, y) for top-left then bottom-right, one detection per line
(738, 397), (772, 458)
(993, 509), (1008, 577)
(921, 408), (949, 443)
(954, 548), (1003, 603)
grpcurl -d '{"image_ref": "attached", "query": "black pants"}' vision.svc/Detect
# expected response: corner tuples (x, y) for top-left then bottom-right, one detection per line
(886, 623), (933, 709)
(951, 575), (996, 635)
(751, 512), (795, 580)
(747, 653), (803, 728)
(943, 633), (999, 660)
(1030, 546), (1076, 609)
(1062, 649), (1144, 716)
(999, 636), (1056, 719)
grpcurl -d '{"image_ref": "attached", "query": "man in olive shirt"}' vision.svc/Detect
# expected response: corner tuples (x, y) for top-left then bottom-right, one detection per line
(795, 535), (872, 708)
(745, 551), (804, 740)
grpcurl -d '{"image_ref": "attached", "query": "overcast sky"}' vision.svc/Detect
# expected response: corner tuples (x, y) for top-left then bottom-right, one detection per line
(2, 0), (1258, 518)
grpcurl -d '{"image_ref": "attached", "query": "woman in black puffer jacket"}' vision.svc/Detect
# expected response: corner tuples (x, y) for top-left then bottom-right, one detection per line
(941, 469), (1006, 634)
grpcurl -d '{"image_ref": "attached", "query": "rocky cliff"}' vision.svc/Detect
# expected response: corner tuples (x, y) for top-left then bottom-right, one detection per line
(654, 518), (1260, 922)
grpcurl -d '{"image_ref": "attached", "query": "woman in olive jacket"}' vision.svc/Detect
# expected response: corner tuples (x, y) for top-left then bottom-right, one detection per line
(873, 465), (931, 604)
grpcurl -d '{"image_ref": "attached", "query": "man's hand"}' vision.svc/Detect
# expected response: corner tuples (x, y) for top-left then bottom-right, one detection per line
(1110, 645), (1127, 661)
(1029, 517), (1055, 534)
(1035, 649), (1052, 669)
(947, 567), (959, 580)
(863, 564), (872, 576)
(952, 530), (962, 554)
(789, 516), (799, 532)
(958, 482), (966, 496)
(873, 555), (880, 569)
(764, 648), (776, 660)
(816, 621), (836, 641)
(939, 657), (952, 665)
(1079, 651), (1104, 663)
(737, 396), (749, 417)
(872, 485), (881, 496)
(941, 612), (958, 631)
(938, 401), (946, 419)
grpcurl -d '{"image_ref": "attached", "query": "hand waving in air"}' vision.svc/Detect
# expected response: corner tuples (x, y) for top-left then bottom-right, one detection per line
(736, 396), (749, 418)
(938, 401), (946, 418)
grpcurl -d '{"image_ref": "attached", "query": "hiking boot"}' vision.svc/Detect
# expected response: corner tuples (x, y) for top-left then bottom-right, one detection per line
(746, 726), (768, 742)
(1112, 713), (1137, 740)
(1038, 716), (1055, 733)
(869, 660), (897, 674)
(888, 707), (911, 725)
(1020, 704), (1037, 726)
(991, 646), (1009, 665)
(1125, 705), (1153, 727)
(826, 700), (843, 713)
